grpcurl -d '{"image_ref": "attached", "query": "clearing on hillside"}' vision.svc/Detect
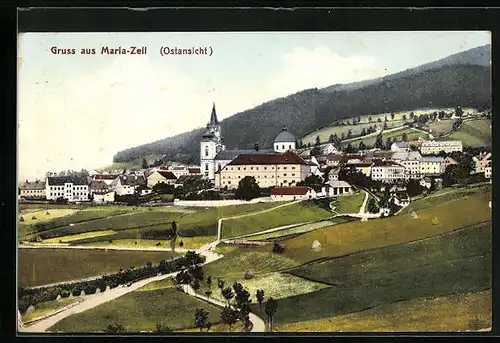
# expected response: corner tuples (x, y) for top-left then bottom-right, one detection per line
(447, 119), (491, 147)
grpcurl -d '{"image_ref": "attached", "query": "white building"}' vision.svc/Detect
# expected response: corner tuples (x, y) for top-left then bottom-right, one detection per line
(391, 151), (422, 179)
(92, 174), (118, 186)
(420, 156), (444, 176)
(271, 186), (316, 201)
(112, 175), (147, 196)
(330, 180), (354, 196)
(328, 168), (340, 183)
(370, 161), (406, 183)
(273, 126), (296, 153)
(46, 176), (89, 202)
(472, 152), (491, 174)
(420, 140), (463, 155)
(93, 190), (115, 203)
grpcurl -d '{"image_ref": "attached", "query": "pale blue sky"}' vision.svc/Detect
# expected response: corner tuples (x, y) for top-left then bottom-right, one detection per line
(18, 31), (490, 180)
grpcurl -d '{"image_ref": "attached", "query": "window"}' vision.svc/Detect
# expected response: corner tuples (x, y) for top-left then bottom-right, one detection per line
(250, 167), (253, 170)
(292, 167), (296, 170)
(284, 167), (287, 170)
(282, 145), (285, 150)
(292, 173), (295, 176)
(284, 173), (287, 176)
(264, 167), (267, 170)
(228, 181), (231, 185)
(238, 167), (241, 170)
(205, 147), (209, 157)
(205, 164), (209, 171)
(289, 145), (292, 149)
(244, 167), (246, 170)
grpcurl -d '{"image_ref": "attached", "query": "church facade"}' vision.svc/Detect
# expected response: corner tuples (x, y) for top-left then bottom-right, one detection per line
(200, 104), (297, 182)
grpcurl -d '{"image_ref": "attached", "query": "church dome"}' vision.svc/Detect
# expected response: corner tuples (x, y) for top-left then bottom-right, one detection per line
(274, 126), (295, 143)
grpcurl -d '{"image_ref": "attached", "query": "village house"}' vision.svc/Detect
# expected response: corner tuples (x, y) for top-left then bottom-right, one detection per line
(273, 126), (297, 153)
(420, 140), (463, 155)
(112, 175), (147, 196)
(146, 170), (178, 188)
(136, 184), (153, 196)
(304, 156), (323, 177)
(271, 186), (316, 201)
(391, 151), (422, 179)
(92, 174), (119, 186)
(485, 160), (492, 179)
(391, 141), (410, 152)
(19, 180), (46, 199)
(329, 180), (354, 196)
(471, 152), (491, 174)
(420, 156), (444, 176)
(322, 143), (338, 156)
(328, 168), (340, 183)
(46, 176), (90, 202)
(214, 151), (311, 189)
(93, 189), (115, 203)
(89, 180), (111, 198)
(345, 163), (373, 177)
(370, 160), (406, 183)
(443, 156), (459, 171)
(325, 154), (344, 167)
(174, 174), (203, 188)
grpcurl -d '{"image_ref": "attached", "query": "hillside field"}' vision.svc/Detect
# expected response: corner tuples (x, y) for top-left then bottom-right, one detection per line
(18, 248), (180, 287)
(447, 119), (491, 147)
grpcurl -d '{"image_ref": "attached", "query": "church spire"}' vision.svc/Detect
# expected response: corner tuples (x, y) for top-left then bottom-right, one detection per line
(210, 102), (219, 126)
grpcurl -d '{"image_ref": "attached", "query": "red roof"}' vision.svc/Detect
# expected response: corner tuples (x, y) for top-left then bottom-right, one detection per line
(228, 151), (308, 166)
(93, 174), (119, 180)
(271, 186), (313, 196)
(156, 171), (177, 179)
(188, 168), (201, 174)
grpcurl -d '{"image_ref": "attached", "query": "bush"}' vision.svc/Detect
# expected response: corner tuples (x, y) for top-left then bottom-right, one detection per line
(32, 216), (37, 220)
(19, 216), (24, 222)
(104, 323), (126, 333)
(468, 318), (485, 331)
(272, 242), (285, 254)
(60, 290), (71, 298)
(71, 287), (82, 297)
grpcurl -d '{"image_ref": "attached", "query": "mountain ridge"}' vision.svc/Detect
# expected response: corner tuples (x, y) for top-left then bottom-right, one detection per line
(113, 44), (491, 166)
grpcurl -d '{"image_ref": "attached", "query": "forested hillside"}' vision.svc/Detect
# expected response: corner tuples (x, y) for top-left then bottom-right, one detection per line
(113, 45), (491, 166)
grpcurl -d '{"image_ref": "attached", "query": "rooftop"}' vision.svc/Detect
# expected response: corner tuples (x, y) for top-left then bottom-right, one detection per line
(227, 151), (308, 166)
(214, 149), (276, 161)
(47, 176), (88, 186)
(274, 126), (296, 143)
(330, 180), (352, 188)
(420, 156), (444, 163)
(19, 181), (45, 190)
(271, 186), (313, 196)
(156, 171), (178, 179)
(422, 140), (462, 147)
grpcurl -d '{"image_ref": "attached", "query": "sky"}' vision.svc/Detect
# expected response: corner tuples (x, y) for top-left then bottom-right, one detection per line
(18, 31), (490, 181)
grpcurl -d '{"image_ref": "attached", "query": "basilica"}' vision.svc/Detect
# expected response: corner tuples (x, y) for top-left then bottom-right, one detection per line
(200, 103), (298, 181)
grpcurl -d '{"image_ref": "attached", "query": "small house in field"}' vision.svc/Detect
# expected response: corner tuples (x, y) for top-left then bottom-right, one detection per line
(271, 186), (316, 201)
(93, 190), (115, 203)
(329, 180), (353, 196)
(147, 170), (178, 188)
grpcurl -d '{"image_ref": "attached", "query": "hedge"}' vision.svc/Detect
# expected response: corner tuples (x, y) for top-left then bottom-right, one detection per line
(18, 251), (205, 314)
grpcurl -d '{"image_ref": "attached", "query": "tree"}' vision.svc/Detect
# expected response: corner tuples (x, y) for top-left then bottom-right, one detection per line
(455, 106), (464, 117)
(375, 134), (384, 149)
(344, 143), (356, 154)
(406, 179), (423, 197)
(402, 132), (408, 141)
(369, 116), (373, 122)
(205, 290), (212, 301)
(402, 114), (407, 121)
(347, 129), (353, 139)
(155, 323), (173, 333)
(207, 276), (212, 289)
(341, 132), (345, 140)
(265, 297), (278, 332)
(297, 174), (323, 187)
(170, 221), (178, 260)
(391, 112), (395, 120)
(328, 134), (335, 143)
(358, 141), (367, 151)
(104, 323), (126, 333)
(256, 289), (265, 310)
(361, 128), (367, 136)
(383, 121), (388, 130)
(221, 306), (238, 332)
(385, 137), (393, 150)
(218, 278), (225, 290)
(315, 135), (321, 146)
(235, 176), (260, 201)
(194, 308), (209, 332)
(377, 118), (382, 123)
(141, 158), (148, 169)
(367, 198), (379, 213)
(191, 279), (201, 292)
(410, 111), (415, 119)
(221, 286), (234, 307)
(233, 282), (252, 331)
(272, 241), (285, 254)
(384, 115), (388, 122)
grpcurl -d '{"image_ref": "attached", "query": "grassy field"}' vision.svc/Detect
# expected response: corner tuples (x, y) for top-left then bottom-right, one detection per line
(331, 192), (365, 214)
(447, 119), (491, 147)
(364, 193), (378, 213)
(18, 248), (180, 287)
(302, 120), (405, 146)
(399, 185), (491, 215)
(221, 202), (333, 239)
(79, 235), (215, 250)
(19, 209), (79, 225)
(288, 221), (490, 286)
(252, 222), (491, 325)
(280, 191), (490, 263)
(247, 218), (352, 242)
(346, 127), (428, 148)
(21, 297), (81, 322)
(49, 287), (223, 333)
(274, 290), (491, 332)
(428, 119), (458, 136)
(43, 230), (117, 243)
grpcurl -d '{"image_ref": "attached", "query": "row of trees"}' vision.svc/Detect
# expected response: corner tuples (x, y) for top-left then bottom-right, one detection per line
(19, 251), (204, 314)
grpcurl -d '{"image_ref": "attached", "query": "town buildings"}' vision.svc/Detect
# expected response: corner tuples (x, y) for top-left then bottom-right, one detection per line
(370, 161), (406, 183)
(391, 151), (422, 179)
(271, 186), (316, 201)
(147, 170), (177, 188)
(19, 180), (46, 199)
(420, 140), (463, 154)
(214, 151), (310, 189)
(420, 156), (445, 176)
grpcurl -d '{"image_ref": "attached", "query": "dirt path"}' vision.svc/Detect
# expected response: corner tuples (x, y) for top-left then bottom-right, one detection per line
(182, 284), (266, 332)
(359, 191), (369, 215)
(20, 249), (223, 333)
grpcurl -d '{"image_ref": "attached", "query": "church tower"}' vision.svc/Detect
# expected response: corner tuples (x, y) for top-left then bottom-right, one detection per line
(200, 103), (224, 180)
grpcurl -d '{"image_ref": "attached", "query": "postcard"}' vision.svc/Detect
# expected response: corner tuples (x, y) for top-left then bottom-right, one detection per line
(17, 27), (492, 334)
